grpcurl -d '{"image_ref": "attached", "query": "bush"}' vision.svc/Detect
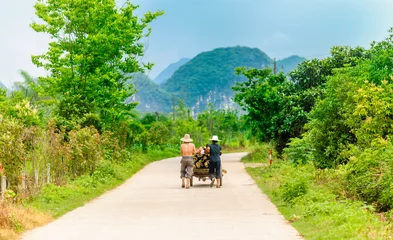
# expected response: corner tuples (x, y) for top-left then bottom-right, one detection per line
(345, 139), (393, 211)
(91, 161), (117, 184)
(281, 175), (309, 204)
(284, 137), (314, 165)
(68, 126), (101, 177)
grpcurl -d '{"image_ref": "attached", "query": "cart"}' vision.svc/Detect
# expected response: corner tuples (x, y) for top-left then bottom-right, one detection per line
(190, 167), (223, 187)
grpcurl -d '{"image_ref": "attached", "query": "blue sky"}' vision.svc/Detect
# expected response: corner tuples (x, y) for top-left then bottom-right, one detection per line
(1, 0), (393, 86)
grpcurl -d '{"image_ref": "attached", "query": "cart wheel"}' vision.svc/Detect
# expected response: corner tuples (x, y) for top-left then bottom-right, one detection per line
(190, 177), (193, 186)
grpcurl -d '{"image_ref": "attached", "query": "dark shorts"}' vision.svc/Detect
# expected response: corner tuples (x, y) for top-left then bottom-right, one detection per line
(209, 161), (221, 179)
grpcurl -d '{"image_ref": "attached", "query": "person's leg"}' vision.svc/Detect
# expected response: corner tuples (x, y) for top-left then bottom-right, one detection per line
(209, 161), (215, 180)
(185, 159), (193, 189)
(216, 161), (221, 188)
(180, 160), (186, 188)
(209, 161), (216, 187)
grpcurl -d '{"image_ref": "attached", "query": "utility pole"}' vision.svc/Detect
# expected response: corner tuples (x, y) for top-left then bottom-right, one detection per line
(273, 58), (277, 75)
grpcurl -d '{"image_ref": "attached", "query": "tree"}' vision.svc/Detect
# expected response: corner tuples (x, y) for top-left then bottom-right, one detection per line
(232, 68), (286, 146)
(31, 0), (163, 129)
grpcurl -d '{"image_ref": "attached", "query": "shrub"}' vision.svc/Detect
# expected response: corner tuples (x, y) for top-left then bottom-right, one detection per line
(281, 176), (309, 204)
(279, 163), (314, 204)
(68, 126), (101, 177)
(284, 137), (314, 165)
(345, 139), (393, 211)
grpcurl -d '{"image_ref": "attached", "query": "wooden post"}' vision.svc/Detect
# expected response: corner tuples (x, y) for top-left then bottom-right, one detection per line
(1, 176), (6, 201)
(35, 168), (39, 185)
(46, 164), (50, 184)
(22, 170), (26, 190)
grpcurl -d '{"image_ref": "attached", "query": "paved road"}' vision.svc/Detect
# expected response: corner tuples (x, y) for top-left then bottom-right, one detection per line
(22, 153), (303, 240)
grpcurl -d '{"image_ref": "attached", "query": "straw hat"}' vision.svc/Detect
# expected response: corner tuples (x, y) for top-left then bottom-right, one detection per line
(180, 134), (193, 142)
(209, 135), (221, 142)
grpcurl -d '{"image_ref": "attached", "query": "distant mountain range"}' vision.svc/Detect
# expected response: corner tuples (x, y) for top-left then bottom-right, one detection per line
(277, 55), (307, 74)
(129, 46), (306, 114)
(0, 81), (6, 89)
(154, 58), (190, 85)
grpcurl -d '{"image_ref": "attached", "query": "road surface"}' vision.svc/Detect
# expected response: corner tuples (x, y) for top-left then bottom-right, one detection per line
(22, 152), (303, 240)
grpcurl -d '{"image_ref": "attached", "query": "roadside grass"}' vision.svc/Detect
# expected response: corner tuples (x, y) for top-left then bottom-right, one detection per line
(0, 147), (178, 240)
(222, 140), (260, 154)
(0, 202), (52, 240)
(28, 148), (178, 217)
(244, 148), (393, 240)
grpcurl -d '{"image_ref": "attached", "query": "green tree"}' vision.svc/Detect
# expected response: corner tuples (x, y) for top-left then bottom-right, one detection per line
(31, 0), (163, 129)
(232, 68), (286, 146)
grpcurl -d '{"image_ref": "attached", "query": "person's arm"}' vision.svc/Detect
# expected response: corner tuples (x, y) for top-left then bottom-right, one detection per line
(180, 144), (183, 156)
(192, 144), (197, 155)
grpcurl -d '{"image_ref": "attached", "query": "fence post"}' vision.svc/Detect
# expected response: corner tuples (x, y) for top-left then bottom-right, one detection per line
(46, 164), (50, 184)
(1, 176), (6, 201)
(269, 149), (273, 165)
(35, 168), (39, 185)
(22, 170), (26, 190)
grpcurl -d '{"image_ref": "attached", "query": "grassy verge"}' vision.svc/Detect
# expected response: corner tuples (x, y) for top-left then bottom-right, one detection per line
(0, 148), (178, 240)
(244, 148), (393, 240)
(28, 148), (178, 217)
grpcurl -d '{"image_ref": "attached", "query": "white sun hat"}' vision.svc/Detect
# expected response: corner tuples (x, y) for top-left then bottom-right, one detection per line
(180, 134), (193, 142)
(209, 135), (221, 141)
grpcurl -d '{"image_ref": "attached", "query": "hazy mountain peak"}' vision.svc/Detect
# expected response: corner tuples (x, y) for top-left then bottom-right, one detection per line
(154, 58), (190, 85)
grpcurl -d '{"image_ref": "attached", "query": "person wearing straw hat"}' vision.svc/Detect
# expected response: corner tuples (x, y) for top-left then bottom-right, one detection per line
(206, 135), (222, 188)
(180, 134), (196, 189)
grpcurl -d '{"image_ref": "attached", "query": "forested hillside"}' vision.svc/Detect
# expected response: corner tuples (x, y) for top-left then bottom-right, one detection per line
(162, 46), (273, 113)
(127, 73), (172, 112)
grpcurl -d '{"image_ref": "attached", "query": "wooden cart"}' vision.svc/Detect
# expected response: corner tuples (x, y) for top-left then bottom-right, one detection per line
(190, 167), (223, 187)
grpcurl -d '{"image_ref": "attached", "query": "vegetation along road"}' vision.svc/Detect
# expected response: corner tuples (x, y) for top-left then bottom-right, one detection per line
(22, 153), (302, 240)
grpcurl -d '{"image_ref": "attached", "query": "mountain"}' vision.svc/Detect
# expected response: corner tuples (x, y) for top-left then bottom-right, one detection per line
(128, 47), (306, 114)
(162, 46), (273, 113)
(0, 81), (6, 89)
(127, 73), (173, 113)
(154, 58), (190, 85)
(276, 55), (306, 74)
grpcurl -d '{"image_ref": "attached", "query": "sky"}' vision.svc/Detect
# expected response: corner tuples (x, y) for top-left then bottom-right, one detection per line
(1, 0), (393, 87)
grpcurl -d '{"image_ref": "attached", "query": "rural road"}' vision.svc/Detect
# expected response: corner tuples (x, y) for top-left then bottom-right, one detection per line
(22, 152), (303, 240)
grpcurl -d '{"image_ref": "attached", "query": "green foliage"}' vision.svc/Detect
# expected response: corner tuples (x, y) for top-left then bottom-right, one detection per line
(233, 68), (286, 142)
(281, 176), (309, 204)
(0, 118), (32, 185)
(31, 0), (163, 130)
(245, 152), (393, 239)
(68, 126), (101, 177)
(284, 137), (313, 165)
(197, 104), (244, 145)
(305, 32), (393, 168)
(345, 139), (393, 211)
(305, 68), (358, 168)
(232, 44), (369, 154)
